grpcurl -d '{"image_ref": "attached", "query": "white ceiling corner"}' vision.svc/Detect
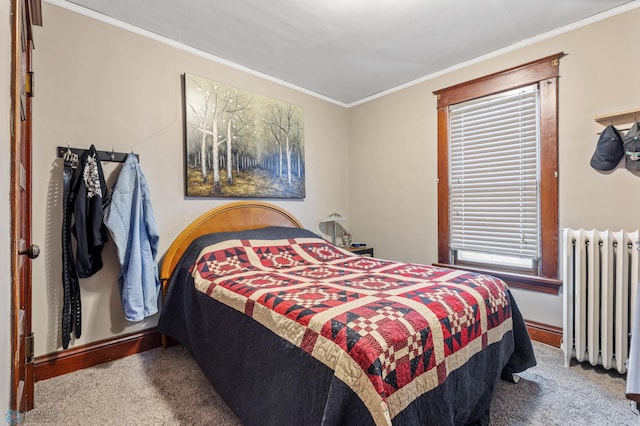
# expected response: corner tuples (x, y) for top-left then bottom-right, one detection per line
(51, 0), (640, 107)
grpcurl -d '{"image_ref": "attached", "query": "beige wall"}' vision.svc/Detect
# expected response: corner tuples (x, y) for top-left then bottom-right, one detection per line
(31, 3), (349, 356)
(1, 0), (12, 414)
(348, 6), (640, 327)
(30, 3), (640, 356)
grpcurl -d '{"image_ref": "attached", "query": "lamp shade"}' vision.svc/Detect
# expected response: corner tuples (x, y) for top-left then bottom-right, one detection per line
(319, 213), (347, 245)
(319, 213), (347, 223)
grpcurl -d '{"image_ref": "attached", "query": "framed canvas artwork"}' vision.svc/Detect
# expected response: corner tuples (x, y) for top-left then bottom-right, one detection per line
(183, 73), (305, 198)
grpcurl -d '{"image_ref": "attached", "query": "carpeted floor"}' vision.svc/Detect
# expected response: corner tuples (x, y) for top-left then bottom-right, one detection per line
(24, 341), (639, 425)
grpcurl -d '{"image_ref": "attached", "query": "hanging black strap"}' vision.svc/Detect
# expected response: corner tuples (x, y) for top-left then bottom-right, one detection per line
(61, 150), (81, 349)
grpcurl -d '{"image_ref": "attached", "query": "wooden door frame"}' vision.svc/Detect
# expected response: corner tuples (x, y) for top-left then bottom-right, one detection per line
(10, 0), (41, 416)
(10, 0), (25, 415)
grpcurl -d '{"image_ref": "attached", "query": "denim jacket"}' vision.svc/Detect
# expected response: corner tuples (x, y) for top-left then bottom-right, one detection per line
(104, 154), (160, 321)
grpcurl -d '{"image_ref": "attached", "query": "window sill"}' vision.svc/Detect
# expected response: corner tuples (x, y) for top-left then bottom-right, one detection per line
(432, 263), (562, 295)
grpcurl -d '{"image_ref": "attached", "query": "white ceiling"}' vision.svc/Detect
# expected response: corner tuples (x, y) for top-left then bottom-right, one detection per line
(58, 0), (638, 106)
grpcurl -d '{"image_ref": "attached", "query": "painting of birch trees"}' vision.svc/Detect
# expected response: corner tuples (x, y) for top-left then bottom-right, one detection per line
(183, 73), (305, 198)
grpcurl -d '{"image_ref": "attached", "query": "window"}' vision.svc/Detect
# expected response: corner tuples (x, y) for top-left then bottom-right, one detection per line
(433, 53), (563, 294)
(450, 85), (539, 273)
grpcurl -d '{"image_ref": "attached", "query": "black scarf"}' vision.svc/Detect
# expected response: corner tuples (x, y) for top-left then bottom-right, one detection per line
(61, 145), (109, 349)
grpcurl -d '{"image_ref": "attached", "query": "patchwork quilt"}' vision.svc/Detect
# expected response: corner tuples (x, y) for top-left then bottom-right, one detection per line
(190, 235), (515, 425)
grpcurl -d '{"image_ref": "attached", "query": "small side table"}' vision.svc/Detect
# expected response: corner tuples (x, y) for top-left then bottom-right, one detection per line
(344, 246), (374, 257)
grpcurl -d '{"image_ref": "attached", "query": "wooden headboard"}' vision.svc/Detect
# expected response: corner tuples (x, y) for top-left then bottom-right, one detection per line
(160, 201), (303, 285)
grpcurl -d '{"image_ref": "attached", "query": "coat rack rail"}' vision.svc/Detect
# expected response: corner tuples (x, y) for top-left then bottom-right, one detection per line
(594, 108), (640, 125)
(56, 146), (138, 163)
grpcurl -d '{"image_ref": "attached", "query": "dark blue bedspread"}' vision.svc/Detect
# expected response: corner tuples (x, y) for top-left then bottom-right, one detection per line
(158, 227), (535, 425)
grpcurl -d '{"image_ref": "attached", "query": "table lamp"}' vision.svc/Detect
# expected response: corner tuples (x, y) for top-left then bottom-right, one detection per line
(319, 213), (347, 245)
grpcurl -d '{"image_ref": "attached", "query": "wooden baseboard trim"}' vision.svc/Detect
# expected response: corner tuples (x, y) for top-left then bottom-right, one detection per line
(525, 320), (562, 348)
(34, 328), (162, 382)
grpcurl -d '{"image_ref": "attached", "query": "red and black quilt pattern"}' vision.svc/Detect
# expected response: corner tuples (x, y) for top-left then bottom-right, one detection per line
(192, 237), (513, 423)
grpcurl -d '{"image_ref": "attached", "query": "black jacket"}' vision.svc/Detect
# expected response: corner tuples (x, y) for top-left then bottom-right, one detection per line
(69, 144), (109, 278)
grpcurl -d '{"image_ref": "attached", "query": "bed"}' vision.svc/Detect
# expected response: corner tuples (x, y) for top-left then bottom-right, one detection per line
(157, 201), (536, 425)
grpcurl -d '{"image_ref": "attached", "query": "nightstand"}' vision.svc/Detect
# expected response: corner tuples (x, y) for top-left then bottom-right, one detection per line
(344, 246), (374, 257)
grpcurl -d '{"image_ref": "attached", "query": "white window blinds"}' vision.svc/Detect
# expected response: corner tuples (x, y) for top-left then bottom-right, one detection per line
(449, 84), (540, 266)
